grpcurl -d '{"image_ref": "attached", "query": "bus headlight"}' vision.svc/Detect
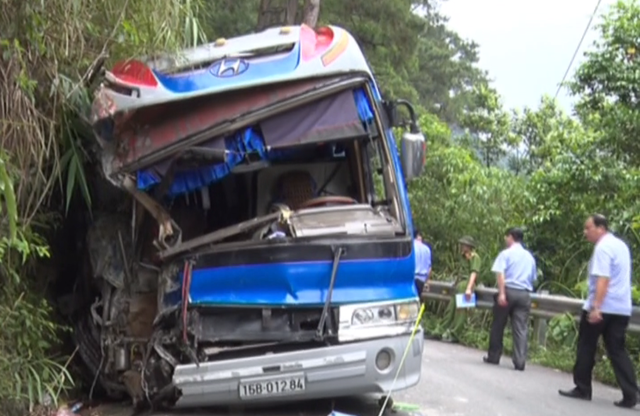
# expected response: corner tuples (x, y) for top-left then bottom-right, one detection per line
(341, 299), (420, 328)
(338, 299), (420, 341)
(351, 304), (396, 325)
(396, 302), (419, 321)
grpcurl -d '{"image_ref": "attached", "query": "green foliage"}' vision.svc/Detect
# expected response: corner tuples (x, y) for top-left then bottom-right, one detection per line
(321, 0), (425, 104)
(414, 1), (640, 387)
(546, 314), (579, 348)
(410, 113), (527, 282)
(413, 86), (640, 293)
(418, 113), (452, 146)
(4, 0), (640, 406)
(0, 219), (65, 413)
(0, 294), (73, 412)
(410, 12), (490, 123)
(0, 154), (66, 412)
(1, 0), (208, 220)
(0, 0), (208, 411)
(56, 76), (94, 215)
(198, 0), (260, 41)
(569, 0), (640, 164)
(0, 152), (18, 242)
(457, 83), (514, 167)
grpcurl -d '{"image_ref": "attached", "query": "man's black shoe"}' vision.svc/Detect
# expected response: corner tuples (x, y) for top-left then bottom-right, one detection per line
(614, 393), (639, 409)
(614, 399), (637, 408)
(514, 365), (525, 371)
(558, 388), (592, 401)
(482, 356), (499, 365)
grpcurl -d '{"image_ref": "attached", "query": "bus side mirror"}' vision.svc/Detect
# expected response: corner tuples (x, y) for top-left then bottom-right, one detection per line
(400, 129), (426, 182)
(383, 99), (426, 182)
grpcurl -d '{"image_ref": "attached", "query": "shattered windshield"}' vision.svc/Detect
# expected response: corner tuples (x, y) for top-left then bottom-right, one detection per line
(156, 133), (403, 259)
(94, 81), (404, 259)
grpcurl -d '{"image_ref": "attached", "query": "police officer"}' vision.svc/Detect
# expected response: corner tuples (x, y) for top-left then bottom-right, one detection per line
(441, 236), (481, 342)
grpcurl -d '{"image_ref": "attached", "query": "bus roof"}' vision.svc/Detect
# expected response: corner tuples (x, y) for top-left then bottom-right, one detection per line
(93, 24), (374, 118)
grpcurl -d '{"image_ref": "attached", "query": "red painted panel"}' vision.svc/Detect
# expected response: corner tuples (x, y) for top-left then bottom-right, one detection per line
(111, 77), (343, 172)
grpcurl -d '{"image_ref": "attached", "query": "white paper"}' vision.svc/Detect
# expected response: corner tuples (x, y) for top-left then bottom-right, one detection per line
(456, 293), (477, 309)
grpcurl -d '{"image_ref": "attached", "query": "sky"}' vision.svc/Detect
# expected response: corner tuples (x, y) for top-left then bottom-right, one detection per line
(439, 0), (618, 112)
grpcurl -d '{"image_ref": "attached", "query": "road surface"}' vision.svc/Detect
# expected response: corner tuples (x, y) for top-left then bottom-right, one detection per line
(393, 340), (636, 416)
(95, 340), (637, 416)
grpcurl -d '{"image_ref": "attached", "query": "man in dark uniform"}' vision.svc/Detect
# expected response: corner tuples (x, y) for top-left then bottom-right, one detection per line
(440, 236), (481, 342)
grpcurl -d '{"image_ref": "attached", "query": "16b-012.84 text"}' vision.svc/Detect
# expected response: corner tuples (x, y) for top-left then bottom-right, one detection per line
(239, 377), (306, 398)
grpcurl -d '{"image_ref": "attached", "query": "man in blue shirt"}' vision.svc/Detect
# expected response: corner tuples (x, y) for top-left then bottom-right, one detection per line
(482, 227), (537, 371)
(413, 229), (432, 299)
(559, 214), (639, 408)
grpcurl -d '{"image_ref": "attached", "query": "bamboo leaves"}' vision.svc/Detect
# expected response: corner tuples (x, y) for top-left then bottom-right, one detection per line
(0, 155), (18, 243)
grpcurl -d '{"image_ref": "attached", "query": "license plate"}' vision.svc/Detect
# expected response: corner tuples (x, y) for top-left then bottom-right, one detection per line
(238, 375), (306, 399)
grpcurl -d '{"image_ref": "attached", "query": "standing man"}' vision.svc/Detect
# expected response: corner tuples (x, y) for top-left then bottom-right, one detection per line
(559, 214), (639, 408)
(460, 236), (482, 302)
(440, 236), (481, 342)
(413, 229), (432, 299)
(483, 227), (537, 371)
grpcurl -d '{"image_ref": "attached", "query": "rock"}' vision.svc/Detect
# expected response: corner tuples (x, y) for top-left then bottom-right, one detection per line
(55, 407), (74, 416)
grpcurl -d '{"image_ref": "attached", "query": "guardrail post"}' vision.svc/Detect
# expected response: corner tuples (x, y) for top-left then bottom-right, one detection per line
(532, 290), (549, 347)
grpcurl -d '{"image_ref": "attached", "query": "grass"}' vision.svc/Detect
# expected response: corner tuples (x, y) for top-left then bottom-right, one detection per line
(531, 347), (619, 386)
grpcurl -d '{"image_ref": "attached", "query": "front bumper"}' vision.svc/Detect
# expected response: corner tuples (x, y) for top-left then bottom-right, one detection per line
(173, 330), (424, 408)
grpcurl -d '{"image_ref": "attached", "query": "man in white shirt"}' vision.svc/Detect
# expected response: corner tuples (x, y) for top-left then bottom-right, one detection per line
(482, 227), (537, 371)
(559, 214), (639, 408)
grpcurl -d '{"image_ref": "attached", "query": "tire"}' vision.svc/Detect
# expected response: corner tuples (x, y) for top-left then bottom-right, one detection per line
(72, 310), (126, 399)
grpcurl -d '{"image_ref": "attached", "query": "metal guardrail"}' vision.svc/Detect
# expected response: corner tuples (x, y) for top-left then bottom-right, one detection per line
(422, 280), (640, 333)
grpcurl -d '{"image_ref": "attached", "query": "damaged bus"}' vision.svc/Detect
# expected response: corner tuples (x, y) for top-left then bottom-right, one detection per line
(79, 24), (427, 410)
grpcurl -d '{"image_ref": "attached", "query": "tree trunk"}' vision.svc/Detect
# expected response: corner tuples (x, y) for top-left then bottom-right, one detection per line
(256, 0), (300, 31)
(256, 0), (321, 31)
(301, 0), (321, 28)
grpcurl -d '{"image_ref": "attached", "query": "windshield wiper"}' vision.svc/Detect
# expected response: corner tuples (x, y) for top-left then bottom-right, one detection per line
(315, 246), (344, 341)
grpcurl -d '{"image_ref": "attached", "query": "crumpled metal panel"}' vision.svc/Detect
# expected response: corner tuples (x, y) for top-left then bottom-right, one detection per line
(101, 77), (342, 175)
(86, 213), (132, 290)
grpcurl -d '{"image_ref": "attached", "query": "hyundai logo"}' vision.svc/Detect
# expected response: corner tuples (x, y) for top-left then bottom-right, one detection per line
(210, 58), (249, 78)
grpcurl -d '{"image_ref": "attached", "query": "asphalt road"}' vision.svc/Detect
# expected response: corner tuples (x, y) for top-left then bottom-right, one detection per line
(94, 340), (638, 416)
(393, 340), (637, 416)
